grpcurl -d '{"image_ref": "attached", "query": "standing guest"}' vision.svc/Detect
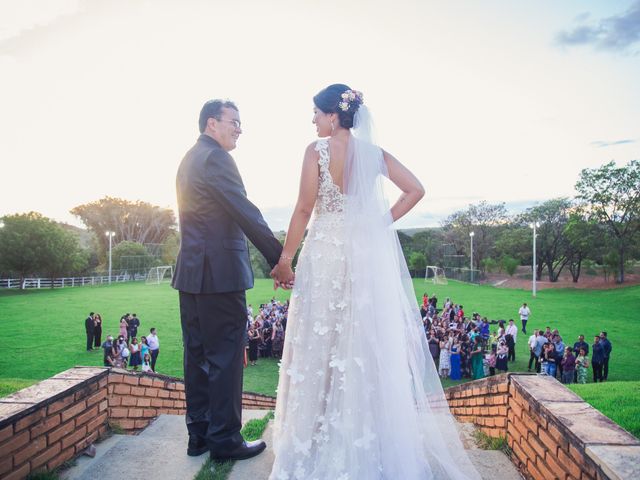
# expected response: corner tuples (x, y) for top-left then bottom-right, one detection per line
(591, 335), (604, 383)
(497, 320), (506, 340)
(248, 324), (260, 366)
(575, 348), (589, 384)
(262, 319), (273, 358)
(553, 335), (565, 379)
(470, 337), (485, 380)
(110, 341), (124, 368)
(573, 334), (589, 382)
(93, 313), (103, 348)
(561, 347), (576, 384)
(147, 328), (160, 371)
(496, 340), (509, 373)
(422, 293), (428, 310)
(85, 312), (95, 351)
(599, 332), (612, 381)
(449, 339), (461, 380)
(140, 336), (150, 365)
(271, 320), (285, 359)
(129, 337), (142, 371)
(527, 329), (539, 371)
(142, 353), (152, 372)
(534, 330), (548, 373)
(101, 335), (114, 367)
(438, 335), (452, 379)
(518, 302), (530, 334)
(128, 313), (141, 340)
(505, 319), (517, 361)
(542, 343), (557, 378)
(119, 316), (129, 341)
(427, 330), (440, 367)
(460, 335), (472, 378)
(487, 345), (497, 376)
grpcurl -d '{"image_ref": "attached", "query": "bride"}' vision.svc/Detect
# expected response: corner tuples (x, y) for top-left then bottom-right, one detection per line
(269, 84), (480, 479)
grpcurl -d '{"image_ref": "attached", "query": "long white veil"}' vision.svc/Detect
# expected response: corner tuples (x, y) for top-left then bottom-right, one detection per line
(342, 105), (480, 479)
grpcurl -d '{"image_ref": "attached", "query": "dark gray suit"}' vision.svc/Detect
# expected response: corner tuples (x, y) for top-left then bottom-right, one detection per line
(172, 134), (282, 453)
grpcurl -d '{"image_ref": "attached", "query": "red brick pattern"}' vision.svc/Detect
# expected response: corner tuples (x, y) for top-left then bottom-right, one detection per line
(0, 370), (109, 479)
(443, 373), (638, 480)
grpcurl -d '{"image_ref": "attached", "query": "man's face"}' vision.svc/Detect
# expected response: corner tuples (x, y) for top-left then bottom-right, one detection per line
(209, 107), (242, 152)
(579, 335), (584, 341)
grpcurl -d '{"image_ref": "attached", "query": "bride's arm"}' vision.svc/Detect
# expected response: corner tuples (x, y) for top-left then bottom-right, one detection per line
(383, 150), (425, 222)
(272, 144), (319, 284)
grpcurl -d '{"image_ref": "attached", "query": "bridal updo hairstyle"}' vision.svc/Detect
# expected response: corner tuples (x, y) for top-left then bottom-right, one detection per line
(313, 84), (363, 129)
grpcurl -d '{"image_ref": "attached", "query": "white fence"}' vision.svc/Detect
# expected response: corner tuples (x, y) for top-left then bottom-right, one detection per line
(0, 273), (147, 289)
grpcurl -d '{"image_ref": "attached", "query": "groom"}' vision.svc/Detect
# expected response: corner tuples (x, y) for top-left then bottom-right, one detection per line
(172, 99), (288, 461)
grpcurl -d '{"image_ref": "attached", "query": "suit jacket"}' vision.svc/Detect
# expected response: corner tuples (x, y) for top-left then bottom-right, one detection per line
(172, 135), (282, 294)
(85, 316), (95, 333)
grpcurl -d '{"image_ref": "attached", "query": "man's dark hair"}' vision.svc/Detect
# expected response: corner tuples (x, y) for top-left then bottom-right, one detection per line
(601, 331), (607, 337)
(89, 312), (94, 316)
(150, 327), (156, 333)
(199, 99), (238, 133)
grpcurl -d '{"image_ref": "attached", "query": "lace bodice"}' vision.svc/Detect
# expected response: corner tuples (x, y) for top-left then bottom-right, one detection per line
(314, 139), (345, 215)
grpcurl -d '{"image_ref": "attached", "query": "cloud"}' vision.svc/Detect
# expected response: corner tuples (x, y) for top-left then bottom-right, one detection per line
(590, 139), (636, 148)
(556, 1), (640, 52)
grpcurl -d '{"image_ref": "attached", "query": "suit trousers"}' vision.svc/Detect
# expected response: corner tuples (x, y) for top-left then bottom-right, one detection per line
(179, 290), (246, 453)
(86, 331), (94, 351)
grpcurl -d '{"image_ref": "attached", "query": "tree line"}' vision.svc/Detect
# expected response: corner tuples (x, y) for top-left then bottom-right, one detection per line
(1, 160), (638, 285)
(401, 160), (640, 284)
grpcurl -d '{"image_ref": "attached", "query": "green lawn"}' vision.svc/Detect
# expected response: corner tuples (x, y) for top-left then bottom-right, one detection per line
(1, 279), (638, 436)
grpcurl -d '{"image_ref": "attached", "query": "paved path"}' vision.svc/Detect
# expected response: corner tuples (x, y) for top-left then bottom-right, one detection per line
(229, 420), (522, 480)
(62, 410), (521, 480)
(61, 410), (267, 480)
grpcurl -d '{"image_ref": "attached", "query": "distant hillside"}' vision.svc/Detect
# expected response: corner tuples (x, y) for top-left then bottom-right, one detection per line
(58, 223), (95, 249)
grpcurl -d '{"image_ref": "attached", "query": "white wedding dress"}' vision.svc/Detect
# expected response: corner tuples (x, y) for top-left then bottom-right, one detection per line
(270, 133), (480, 479)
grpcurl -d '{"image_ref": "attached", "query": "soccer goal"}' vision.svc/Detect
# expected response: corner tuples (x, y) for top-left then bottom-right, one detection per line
(145, 265), (174, 285)
(425, 266), (448, 285)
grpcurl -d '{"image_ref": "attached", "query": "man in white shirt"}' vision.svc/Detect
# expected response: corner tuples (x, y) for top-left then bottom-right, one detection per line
(506, 319), (518, 361)
(147, 328), (160, 372)
(527, 329), (538, 371)
(518, 302), (531, 334)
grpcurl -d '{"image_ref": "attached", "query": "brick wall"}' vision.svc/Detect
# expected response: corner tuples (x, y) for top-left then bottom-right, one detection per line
(444, 373), (640, 480)
(0, 367), (277, 479)
(444, 373), (510, 439)
(0, 367), (109, 480)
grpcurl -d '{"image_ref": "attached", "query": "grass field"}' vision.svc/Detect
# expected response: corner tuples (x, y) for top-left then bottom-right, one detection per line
(1, 279), (638, 436)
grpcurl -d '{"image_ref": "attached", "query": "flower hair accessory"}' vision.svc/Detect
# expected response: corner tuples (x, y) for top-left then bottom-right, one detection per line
(338, 89), (364, 112)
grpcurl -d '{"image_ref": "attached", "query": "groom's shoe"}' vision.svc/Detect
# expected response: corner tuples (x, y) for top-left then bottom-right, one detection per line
(209, 439), (266, 462)
(187, 435), (208, 457)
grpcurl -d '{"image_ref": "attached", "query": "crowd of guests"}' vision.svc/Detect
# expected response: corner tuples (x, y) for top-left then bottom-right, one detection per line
(526, 329), (612, 384)
(83, 312), (160, 372)
(420, 294), (613, 384)
(245, 300), (289, 366)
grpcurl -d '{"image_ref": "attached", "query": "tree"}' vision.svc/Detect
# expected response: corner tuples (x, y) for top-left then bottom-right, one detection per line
(575, 160), (640, 283)
(0, 212), (89, 286)
(441, 201), (508, 271)
(111, 241), (155, 274)
(408, 252), (427, 277)
(563, 211), (601, 283)
(500, 256), (519, 276)
(70, 197), (177, 257)
(523, 198), (573, 282)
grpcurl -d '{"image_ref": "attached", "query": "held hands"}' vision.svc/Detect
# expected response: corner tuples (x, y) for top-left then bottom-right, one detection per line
(271, 257), (295, 290)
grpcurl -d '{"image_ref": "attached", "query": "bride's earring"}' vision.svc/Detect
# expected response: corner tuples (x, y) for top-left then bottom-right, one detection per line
(330, 120), (335, 133)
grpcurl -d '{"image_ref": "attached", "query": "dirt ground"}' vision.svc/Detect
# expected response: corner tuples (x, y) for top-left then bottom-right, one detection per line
(483, 269), (640, 290)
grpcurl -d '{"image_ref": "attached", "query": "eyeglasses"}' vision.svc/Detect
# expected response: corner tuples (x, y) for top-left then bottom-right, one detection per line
(216, 118), (242, 129)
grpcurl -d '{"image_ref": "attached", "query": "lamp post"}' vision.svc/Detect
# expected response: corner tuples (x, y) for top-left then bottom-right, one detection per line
(469, 231), (475, 283)
(529, 222), (539, 297)
(105, 231), (115, 284)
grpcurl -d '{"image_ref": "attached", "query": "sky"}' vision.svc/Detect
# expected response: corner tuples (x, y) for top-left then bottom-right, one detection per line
(0, 0), (639, 231)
